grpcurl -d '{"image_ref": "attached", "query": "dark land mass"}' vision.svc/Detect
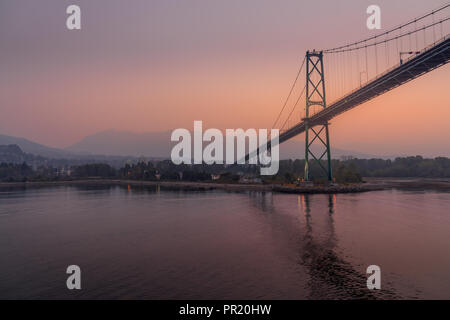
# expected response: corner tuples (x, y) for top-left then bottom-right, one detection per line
(1, 144), (450, 194)
(1, 178), (449, 194)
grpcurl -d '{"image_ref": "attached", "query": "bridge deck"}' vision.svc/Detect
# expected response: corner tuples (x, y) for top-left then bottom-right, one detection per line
(278, 36), (450, 144)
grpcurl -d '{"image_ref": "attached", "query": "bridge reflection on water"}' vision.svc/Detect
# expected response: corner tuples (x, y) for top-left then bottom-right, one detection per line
(249, 191), (399, 299)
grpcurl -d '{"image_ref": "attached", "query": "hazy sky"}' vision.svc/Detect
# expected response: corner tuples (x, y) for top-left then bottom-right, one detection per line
(1, 0), (449, 156)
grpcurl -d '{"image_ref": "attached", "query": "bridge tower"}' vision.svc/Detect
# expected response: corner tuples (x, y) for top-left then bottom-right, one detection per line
(304, 50), (332, 181)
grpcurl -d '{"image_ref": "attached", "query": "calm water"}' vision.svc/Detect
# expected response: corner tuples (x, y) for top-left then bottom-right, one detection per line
(0, 185), (449, 299)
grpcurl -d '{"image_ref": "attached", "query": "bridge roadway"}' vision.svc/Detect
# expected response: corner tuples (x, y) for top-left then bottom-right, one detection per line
(244, 36), (450, 161)
(279, 36), (450, 144)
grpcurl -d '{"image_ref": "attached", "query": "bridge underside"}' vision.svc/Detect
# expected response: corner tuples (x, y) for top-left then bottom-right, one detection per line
(278, 36), (450, 144)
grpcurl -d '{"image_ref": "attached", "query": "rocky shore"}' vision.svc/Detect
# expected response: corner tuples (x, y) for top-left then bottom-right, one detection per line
(0, 179), (387, 193)
(1, 177), (449, 193)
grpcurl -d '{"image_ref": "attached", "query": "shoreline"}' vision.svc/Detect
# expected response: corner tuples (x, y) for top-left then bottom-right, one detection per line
(1, 177), (449, 193)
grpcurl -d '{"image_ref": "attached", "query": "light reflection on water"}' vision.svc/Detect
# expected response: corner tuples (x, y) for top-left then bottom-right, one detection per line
(0, 185), (449, 299)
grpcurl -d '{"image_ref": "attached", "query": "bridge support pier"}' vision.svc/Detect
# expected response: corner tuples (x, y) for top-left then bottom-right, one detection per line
(304, 51), (332, 182)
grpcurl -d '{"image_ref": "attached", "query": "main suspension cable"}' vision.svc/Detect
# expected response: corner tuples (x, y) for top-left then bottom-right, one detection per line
(272, 56), (306, 129)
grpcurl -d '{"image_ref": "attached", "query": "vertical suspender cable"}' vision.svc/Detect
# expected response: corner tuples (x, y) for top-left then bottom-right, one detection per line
(432, 11), (436, 43)
(375, 37), (378, 76)
(365, 41), (369, 83)
(415, 20), (419, 51)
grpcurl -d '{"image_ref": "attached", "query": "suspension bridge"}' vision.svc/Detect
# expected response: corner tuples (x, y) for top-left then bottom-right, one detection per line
(255, 4), (450, 181)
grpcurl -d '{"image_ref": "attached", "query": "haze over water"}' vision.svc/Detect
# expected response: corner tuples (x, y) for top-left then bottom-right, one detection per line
(0, 186), (449, 299)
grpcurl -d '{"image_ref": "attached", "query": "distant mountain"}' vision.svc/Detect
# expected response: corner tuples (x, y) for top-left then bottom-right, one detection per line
(0, 130), (389, 162)
(0, 133), (141, 167)
(66, 129), (382, 160)
(66, 130), (172, 158)
(0, 133), (71, 159)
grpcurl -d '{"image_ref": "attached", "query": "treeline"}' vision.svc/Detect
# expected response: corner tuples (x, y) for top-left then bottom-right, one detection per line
(271, 159), (362, 183)
(0, 161), (255, 183)
(68, 161), (255, 183)
(115, 161), (254, 182)
(346, 156), (450, 178)
(0, 163), (34, 182)
(1, 156), (450, 183)
(271, 156), (450, 182)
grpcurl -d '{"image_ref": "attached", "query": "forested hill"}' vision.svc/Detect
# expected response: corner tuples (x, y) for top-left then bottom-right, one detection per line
(0, 144), (45, 164)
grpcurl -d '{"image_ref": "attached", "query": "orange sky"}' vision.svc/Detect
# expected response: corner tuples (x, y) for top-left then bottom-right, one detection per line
(1, 0), (449, 157)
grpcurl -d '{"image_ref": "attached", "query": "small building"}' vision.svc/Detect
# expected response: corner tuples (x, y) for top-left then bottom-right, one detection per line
(296, 180), (314, 187)
(239, 175), (262, 184)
